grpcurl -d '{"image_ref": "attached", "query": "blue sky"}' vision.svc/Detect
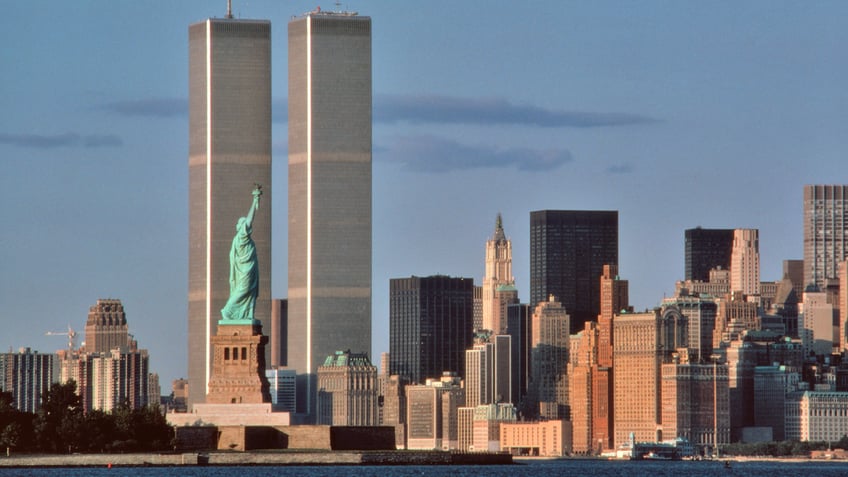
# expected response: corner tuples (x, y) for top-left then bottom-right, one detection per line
(1, 1), (846, 389)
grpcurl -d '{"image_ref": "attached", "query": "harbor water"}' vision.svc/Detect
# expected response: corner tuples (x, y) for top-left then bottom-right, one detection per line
(2, 459), (848, 477)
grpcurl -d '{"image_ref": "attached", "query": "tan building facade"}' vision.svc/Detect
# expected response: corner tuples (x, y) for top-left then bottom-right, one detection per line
(661, 357), (730, 449)
(499, 420), (572, 456)
(316, 350), (378, 426)
(786, 391), (848, 442)
(613, 310), (665, 446)
(405, 374), (465, 450)
(471, 403), (517, 452)
(569, 323), (597, 454)
(531, 296), (570, 420)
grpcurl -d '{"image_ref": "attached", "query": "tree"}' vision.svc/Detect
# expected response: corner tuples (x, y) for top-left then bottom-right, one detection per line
(34, 381), (84, 453)
(81, 409), (116, 453)
(0, 422), (21, 456)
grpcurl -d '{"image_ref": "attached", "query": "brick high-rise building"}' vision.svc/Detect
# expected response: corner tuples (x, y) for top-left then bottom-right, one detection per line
(804, 185), (848, 290)
(188, 12), (272, 409)
(598, 265), (628, 369)
(595, 265), (628, 450)
(61, 299), (150, 413)
(85, 299), (130, 353)
(840, 260), (848, 352)
(569, 322), (598, 454)
(613, 309), (686, 446)
(286, 10), (372, 420)
(530, 210), (618, 334)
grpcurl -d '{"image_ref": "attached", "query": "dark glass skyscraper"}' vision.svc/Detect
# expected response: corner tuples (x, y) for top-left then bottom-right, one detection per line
(506, 303), (532, 410)
(684, 227), (734, 282)
(529, 210), (618, 334)
(389, 276), (474, 385)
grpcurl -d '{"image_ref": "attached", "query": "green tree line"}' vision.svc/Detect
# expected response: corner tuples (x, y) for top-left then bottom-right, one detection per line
(0, 381), (173, 454)
(719, 437), (848, 457)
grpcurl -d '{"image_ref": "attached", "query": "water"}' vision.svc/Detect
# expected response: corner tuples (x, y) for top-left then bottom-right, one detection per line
(3, 459), (848, 477)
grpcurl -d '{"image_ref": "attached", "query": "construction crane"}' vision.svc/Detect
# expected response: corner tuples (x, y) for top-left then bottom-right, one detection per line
(45, 325), (77, 353)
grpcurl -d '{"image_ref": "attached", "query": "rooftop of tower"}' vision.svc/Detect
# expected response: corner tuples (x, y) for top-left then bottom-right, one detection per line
(298, 5), (360, 18)
(492, 213), (507, 242)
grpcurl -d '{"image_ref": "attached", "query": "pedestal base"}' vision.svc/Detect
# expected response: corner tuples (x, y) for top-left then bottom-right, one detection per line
(168, 403), (290, 427)
(206, 322), (271, 404)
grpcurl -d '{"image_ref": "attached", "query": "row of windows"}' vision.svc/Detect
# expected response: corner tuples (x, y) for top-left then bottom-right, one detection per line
(224, 347), (248, 361)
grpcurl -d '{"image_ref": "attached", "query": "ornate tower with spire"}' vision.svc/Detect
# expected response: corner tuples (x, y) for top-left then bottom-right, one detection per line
(482, 214), (516, 334)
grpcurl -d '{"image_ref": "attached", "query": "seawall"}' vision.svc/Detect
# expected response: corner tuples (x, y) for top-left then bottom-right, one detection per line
(0, 451), (513, 467)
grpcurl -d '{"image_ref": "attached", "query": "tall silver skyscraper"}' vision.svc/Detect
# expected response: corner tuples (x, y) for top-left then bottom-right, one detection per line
(804, 185), (848, 289)
(187, 14), (272, 409)
(287, 10), (372, 418)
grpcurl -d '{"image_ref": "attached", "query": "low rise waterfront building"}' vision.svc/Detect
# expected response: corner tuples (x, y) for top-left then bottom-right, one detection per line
(499, 419), (572, 456)
(786, 391), (848, 442)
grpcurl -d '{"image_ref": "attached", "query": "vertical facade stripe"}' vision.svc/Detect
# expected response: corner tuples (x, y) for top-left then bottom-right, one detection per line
(205, 20), (213, 396)
(305, 15), (313, 413)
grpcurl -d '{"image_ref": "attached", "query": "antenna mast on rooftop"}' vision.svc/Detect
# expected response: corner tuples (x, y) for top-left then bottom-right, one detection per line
(226, 0), (233, 19)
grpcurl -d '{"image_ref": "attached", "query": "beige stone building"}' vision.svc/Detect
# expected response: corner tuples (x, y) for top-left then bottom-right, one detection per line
(316, 350), (378, 426)
(786, 391), (848, 442)
(802, 290), (835, 357)
(803, 185), (848, 290)
(465, 341), (493, 408)
(531, 296), (570, 420)
(405, 373), (465, 450)
(482, 214), (515, 334)
(379, 372), (408, 449)
(730, 229), (760, 296)
(661, 353), (730, 450)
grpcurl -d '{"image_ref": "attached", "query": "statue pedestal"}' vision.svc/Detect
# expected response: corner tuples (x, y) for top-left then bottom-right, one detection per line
(205, 322), (271, 405)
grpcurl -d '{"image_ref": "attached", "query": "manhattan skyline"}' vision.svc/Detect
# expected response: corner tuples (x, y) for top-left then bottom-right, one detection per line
(1, 1), (845, 388)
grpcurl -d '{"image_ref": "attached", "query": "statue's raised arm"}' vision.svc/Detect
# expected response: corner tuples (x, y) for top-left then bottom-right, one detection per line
(245, 184), (262, 229)
(220, 185), (262, 323)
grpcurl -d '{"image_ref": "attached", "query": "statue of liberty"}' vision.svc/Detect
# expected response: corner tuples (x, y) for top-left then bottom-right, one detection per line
(221, 185), (262, 322)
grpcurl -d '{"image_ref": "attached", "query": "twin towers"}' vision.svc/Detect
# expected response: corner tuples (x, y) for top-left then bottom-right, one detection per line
(187, 9), (372, 419)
